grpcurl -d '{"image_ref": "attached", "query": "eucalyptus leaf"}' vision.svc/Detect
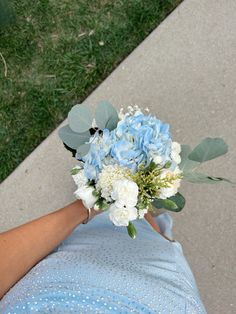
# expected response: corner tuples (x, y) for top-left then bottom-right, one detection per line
(68, 104), (93, 133)
(179, 144), (199, 172)
(58, 125), (91, 149)
(154, 199), (178, 211)
(95, 101), (119, 131)
(152, 193), (185, 212)
(184, 172), (235, 184)
(127, 221), (137, 239)
(188, 138), (228, 163)
(76, 143), (91, 157)
(169, 193), (186, 211)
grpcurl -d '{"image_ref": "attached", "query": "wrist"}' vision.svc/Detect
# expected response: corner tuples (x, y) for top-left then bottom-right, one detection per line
(62, 200), (88, 226)
(82, 207), (99, 224)
(62, 201), (100, 226)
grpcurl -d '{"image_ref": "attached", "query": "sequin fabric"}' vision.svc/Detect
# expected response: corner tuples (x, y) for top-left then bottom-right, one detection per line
(0, 212), (206, 313)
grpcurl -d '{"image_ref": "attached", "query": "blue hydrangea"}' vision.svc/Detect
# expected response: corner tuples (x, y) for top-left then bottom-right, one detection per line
(82, 129), (113, 181)
(82, 111), (172, 181)
(110, 112), (172, 170)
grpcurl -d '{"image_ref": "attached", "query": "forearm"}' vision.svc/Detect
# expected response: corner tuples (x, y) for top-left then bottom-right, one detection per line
(0, 200), (88, 299)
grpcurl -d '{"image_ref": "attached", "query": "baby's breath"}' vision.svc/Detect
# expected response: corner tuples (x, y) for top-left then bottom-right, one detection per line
(96, 165), (132, 201)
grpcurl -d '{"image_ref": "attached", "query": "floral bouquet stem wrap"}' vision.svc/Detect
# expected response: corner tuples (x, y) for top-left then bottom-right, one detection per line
(59, 101), (234, 238)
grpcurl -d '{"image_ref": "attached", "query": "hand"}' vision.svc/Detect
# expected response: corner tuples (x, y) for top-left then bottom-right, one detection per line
(90, 209), (161, 232)
(144, 212), (175, 242)
(144, 213), (161, 233)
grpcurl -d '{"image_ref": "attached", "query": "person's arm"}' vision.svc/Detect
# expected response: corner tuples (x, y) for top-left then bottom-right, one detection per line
(0, 200), (97, 299)
(0, 200), (165, 299)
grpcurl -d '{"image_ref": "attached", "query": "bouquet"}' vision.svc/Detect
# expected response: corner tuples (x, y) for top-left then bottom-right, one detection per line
(59, 101), (233, 238)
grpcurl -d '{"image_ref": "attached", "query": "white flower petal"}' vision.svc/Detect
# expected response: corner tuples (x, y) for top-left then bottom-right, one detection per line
(171, 142), (181, 154)
(72, 168), (88, 187)
(96, 165), (131, 202)
(109, 203), (138, 226)
(171, 151), (181, 164)
(159, 167), (182, 199)
(111, 179), (139, 207)
(74, 186), (98, 209)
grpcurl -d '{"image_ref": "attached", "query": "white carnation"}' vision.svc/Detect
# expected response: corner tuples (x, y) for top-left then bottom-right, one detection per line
(96, 165), (132, 201)
(111, 179), (139, 207)
(171, 142), (181, 164)
(109, 202), (138, 226)
(159, 167), (182, 199)
(74, 186), (98, 209)
(72, 167), (88, 188)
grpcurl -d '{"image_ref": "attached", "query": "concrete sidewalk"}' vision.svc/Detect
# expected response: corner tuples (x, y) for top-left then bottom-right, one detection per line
(1, 0), (236, 312)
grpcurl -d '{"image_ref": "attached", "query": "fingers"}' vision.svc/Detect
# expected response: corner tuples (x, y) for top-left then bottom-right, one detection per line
(144, 213), (161, 234)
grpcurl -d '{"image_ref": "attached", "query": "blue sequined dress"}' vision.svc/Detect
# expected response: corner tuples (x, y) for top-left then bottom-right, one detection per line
(0, 212), (206, 313)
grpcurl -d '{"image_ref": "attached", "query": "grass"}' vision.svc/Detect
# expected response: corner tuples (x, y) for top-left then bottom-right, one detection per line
(0, 0), (181, 183)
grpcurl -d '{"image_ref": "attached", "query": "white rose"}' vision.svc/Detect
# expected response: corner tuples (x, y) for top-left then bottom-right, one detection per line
(109, 202), (138, 226)
(138, 208), (148, 219)
(171, 142), (181, 164)
(74, 186), (98, 209)
(111, 179), (139, 207)
(72, 167), (88, 188)
(159, 167), (182, 199)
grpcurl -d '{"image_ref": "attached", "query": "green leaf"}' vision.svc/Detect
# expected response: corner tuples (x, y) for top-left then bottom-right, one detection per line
(76, 143), (91, 156)
(164, 161), (172, 169)
(184, 172), (235, 185)
(70, 167), (80, 175)
(95, 198), (109, 211)
(152, 193), (185, 212)
(153, 198), (177, 211)
(95, 101), (119, 131)
(137, 201), (147, 210)
(92, 190), (100, 197)
(188, 138), (228, 163)
(58, 125), (91, 149)
(168, 193), (186, 211)
(144, 160), (156, 173)
(87, 180), (96, 187)
(179, 144), (199, 172)
(127, 222), (137, 239)
(68, 104), (93, 133)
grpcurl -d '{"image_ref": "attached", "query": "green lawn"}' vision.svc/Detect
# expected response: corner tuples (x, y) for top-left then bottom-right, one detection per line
(0, 0), (181, 182)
